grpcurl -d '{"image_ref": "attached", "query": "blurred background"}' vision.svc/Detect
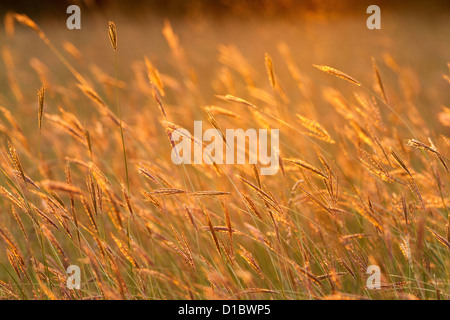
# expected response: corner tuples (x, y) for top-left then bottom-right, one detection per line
(1, 0), (450, 19)
(0, 0), (449, 131)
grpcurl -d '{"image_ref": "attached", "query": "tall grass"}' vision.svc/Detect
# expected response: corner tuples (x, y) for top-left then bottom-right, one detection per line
(0, 13), (447, 300)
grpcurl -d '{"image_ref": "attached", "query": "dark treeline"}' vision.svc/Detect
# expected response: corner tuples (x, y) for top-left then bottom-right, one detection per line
(0, 0), (448, 19)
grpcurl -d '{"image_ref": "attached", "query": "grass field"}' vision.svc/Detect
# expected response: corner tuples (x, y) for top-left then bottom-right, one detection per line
(0, 4), (448, 299)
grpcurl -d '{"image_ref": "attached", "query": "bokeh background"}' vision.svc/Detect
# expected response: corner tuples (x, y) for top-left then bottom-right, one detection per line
(0, 0), (449, 121)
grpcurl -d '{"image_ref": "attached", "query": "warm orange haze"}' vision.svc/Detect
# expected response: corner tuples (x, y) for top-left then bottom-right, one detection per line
(0, 1), (448, 300)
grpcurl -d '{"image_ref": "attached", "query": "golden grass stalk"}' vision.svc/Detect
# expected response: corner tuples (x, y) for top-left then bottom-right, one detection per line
(296, 114), (335, 144)
(265, 53), (276, 90)
(108, 21), (129, 192)
(313, 64), (361, 86)
(371, 57), (388, 103)
(13, 14), (88, 86)
(407, 138), (449, 172)
(6, 141), (26, 184)
(204, 105), (241, 119)
(284, 158), (327, 179)
(13, 14), (46, 41)
(359, 150), (393, 182)
(205, 109), (226, 143)
(427, 228), (450, 249)
(40, 180), (83, 195)
(4, 12), (15, 38)
(45, 113), (86, 145)
(216, 94), (258, 110)
(141, 189), (162, 211)
(148, 188), (187, 196)
(108, 21), (117, 51)
(241, 194), (263, 220)
(111, 233), (139, 268)
(144, 56), (165, 96)
(162, 238), (195, 269)
(190, 191), (230, 197)
(183, 205), (198, 231)
(238, 245), (265, 279)
(150, 81), (167, 119)
(37, 85), (45, 130)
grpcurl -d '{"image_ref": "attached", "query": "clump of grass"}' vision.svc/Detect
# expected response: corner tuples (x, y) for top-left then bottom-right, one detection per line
(0, 13), (447, 301)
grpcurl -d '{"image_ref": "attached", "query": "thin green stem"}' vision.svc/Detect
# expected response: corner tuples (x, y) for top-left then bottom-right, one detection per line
(114, 51), (130, 193)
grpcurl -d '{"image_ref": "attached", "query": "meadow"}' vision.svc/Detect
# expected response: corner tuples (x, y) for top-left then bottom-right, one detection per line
(0, 5), (448, 299)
